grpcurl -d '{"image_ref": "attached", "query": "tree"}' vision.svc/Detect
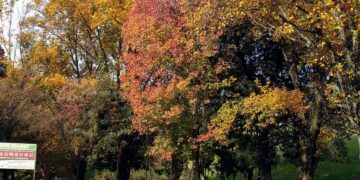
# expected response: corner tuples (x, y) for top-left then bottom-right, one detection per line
(25, 0), (131, 78)
(122, 0), (236, 179)
(0, 61), (72, 179)
(10, 1), (137, 179)
(0, 46), (6, 77)
(235, 1), (359, 179)
(89, 75), (145, 180)
(121, 0), (191, 178)
(0, 0), (356, 179)
(185, 1), (357, 179)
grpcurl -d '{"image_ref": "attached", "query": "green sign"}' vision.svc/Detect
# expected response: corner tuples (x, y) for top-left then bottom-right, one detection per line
(0, 143), (37, 151)
(0, 143), (37, 170)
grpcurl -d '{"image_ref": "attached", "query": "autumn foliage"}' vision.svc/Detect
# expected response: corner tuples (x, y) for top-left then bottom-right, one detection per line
(0, 0), (358, 180)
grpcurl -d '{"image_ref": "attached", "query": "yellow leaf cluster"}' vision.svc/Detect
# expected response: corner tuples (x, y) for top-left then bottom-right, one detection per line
(41, 73), (67, 92)
(44, 0), (132, 30)
(241, 85), (305, 129)
(317, 127), (336, 151)
(30, 41), (62, 70)
(209, 101), (241, 144)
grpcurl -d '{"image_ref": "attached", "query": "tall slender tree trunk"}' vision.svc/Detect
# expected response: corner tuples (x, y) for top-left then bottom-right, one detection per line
(246, 169), (253, 180)
(297, 132), (320, 180)
(116, 141), (130, 180)
(168, 153), (183, 180)
(256, 129), (272, 180)
(1, 170), (12, 180)
(40, 167), (56, 180)
(10, 171), (14, 180)
(75, 157), (87, 180)
(298, 148), (315, 180)
(357, 135), (360, 160)
(219, 171), (226, 180)
(299, 171), (312, 180)
(258, 164), (271, 180)
(1, 170), (7, 180)
(298, 88), (322, 180)
(192, 147), (201, 180)
(201, 166), (206, 180)
(284, 49), (324, 180)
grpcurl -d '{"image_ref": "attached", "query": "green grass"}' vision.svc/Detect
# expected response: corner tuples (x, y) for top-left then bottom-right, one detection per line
(85, 136), (360, 180)
(271, 136), (360, 180)
(85, 169), (96, 180)
(312, 136), (360, 180)
(215, 136), (360, 180)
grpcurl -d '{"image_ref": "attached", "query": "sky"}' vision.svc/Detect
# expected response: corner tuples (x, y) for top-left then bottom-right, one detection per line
(1, 0), (32, 61)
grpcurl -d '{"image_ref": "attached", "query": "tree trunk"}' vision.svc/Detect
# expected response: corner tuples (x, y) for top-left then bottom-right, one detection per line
(75, 158), (87, 180)
(168, 154), (183, 180)
(358, 135), (360, 160)
(40, 167), (56, 180)
(201, 167), (206, 180)
(256, 129), (272, 180)
(192, 147), (201, 180)
(299, 171), (312, 180)
(246, 169), (253, 180)
(258, 164), (271, 180)
(116, 141), (130, 180)
(219, 171), (226, 180)
(10, 171), (14, 180)
(1, 170), (15, 180)
(298, 88), (322, 180)
(1, 170), (10, 180)
(297, 133), (319, 180)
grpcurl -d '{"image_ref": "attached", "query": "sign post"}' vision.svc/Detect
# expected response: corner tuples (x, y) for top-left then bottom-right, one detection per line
(0, 143), (37, 179)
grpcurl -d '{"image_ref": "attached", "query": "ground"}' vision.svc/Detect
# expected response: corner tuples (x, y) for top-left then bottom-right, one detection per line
(86, 136), (360, 180)
(272, 136), (360, 180)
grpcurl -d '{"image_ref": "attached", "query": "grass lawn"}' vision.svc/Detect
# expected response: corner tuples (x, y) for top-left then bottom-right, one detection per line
(271, 136), (360, 180)
(86, 136), (360, 180)
(213, 136), (360, 180)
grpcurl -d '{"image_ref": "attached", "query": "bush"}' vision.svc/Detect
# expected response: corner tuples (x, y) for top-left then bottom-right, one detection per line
(93, 170), (116, 180)
(130, 169), (167, 180)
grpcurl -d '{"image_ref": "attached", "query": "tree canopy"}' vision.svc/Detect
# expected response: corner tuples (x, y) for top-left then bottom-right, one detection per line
(0, 0), (358, 180)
